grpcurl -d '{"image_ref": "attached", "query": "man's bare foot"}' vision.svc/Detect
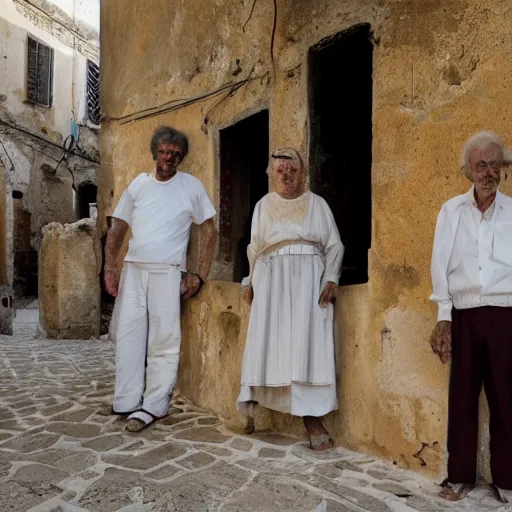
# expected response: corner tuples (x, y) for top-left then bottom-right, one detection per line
(303, 416), (334, 451)
(439, 482), (474, 501)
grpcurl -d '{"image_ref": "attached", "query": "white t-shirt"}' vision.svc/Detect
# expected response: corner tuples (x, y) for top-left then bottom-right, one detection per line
(112, 171), (216, 268)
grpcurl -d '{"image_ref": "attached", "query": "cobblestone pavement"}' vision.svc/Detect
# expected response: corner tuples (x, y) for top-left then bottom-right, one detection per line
(0, 309), (509, 512)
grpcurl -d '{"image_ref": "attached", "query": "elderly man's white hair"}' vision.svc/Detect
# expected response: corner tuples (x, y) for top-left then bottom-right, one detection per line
(460, 131), (512, 176)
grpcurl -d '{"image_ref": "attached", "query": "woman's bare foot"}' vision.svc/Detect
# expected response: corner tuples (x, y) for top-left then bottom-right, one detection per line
(303, 416), (334, 451)
(244, 416), (255, 434)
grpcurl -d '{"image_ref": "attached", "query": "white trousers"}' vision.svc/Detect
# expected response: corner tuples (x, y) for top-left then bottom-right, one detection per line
(112, 262), (181, 418)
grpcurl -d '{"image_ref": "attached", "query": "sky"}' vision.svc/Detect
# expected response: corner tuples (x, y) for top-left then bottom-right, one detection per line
(48, 0), (99, 31)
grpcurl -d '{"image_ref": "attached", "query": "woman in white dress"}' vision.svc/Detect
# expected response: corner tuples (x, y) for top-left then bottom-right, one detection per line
(238, 147), (344, 450)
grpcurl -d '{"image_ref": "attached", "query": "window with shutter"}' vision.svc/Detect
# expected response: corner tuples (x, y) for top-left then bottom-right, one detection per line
(86, 60), (100, 125)
(27, 36), (54, 107)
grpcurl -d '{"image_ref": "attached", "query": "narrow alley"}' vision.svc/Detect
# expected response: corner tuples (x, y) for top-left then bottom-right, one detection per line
(0, 308), (507, 511)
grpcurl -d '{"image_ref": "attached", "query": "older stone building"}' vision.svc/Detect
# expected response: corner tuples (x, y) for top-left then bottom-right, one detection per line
(99, 0), (512, 480)
(0, 0), (99, 299)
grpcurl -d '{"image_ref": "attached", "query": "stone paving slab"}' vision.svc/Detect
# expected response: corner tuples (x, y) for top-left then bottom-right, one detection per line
(0, 311), (509, 511)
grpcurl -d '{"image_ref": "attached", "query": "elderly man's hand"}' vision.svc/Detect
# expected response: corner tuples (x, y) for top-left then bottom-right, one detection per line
(104, 265), (119, 297)
(429, 320), (452, 364)
(243, 284), (254, 305)
(319, 282), (337, 308)
(181, 272), (203, 301)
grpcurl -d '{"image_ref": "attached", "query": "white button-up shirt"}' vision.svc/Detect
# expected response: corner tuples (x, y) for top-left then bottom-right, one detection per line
(431, 186), (512, 321)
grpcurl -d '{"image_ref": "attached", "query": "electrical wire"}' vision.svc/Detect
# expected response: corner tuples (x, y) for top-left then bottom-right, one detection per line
(242, 0), (259, 32)
(108, 96), (187, 123)
(110, 83), (237, 124)
(103, 0), (278, 126)
(241, 0), (276, 72)
(203, 82), (246, 127)
(270, 0), (277, 72)
(0, 138), (15, 171)
(117, 73), (267, 126)
(203, 64), (264, 126)
(0, 119), (99, 164)
(16, 138), (60, 163)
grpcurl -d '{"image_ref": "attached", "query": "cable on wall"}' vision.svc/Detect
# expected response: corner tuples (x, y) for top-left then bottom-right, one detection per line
(0, 119), (99, 164)
(0, 138), (16, 172)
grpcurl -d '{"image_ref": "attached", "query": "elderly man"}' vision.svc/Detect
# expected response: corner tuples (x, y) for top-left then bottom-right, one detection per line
(430, 131), (512, 502)
(103, 126), (217, 432)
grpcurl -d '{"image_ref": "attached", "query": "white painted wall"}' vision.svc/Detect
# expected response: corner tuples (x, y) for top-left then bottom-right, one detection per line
(0, 1), (76, 138)
(0, 0), (99, 289)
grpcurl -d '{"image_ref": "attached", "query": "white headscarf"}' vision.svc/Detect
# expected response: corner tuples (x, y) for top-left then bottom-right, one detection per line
(267, 147), (308, 195)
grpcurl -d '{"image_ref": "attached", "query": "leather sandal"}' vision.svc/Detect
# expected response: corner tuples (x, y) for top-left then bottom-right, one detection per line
(125, 409), (162, 432)
(97, 405), (136, 417)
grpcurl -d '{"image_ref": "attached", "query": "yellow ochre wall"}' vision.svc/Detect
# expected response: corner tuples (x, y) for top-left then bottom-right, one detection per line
(99, 0), (512, 479)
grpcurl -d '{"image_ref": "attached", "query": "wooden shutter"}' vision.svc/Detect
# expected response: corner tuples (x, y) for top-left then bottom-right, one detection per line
(86, 60), (100, 125)
(27, 36), (54, 107)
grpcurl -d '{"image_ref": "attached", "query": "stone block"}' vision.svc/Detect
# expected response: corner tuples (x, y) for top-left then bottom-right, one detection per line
(83, 434), (125, 452)
(78, 467), (144, 511)
(373, 482), (411, 496)
(258, 447), (286, 459)
(11, 463), (69, 483)
(101, 442), (188, 470)
(46, 421), (101, 438)
(0, 285), (13, 335)
(154, 462), (251, 511)
(252, 432), (298, 446)
(174, 426), (232, 443)
(54, 452), (98, 472)
(194, 445), (233, 457)
(0, 481), (60, 511)
(221, 473), (323, 512)
(39, 219), (101, 339)
(176, 452), (215, 469)
(1, 432), (60, 453)
(230, 438), (253, 452)
(144, 464), (181, 480)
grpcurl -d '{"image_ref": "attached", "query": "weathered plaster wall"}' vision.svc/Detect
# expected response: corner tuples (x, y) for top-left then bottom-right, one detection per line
(0, 0), (99, 151)
(99, 0), (512, 480)
(0, 0), (99, 293)
(0, 163), (8, 286)
(0, 127), (97, 287)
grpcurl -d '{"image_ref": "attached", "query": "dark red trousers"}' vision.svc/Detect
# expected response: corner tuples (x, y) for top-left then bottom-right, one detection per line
(448, 307), (512, 489)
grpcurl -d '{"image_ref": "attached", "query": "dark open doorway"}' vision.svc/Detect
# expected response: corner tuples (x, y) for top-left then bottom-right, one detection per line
(309, 23), (373, 286)
(219, 109), (269, 282)
(77, 182), (97, 220)
(13, 195), (37, 297)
